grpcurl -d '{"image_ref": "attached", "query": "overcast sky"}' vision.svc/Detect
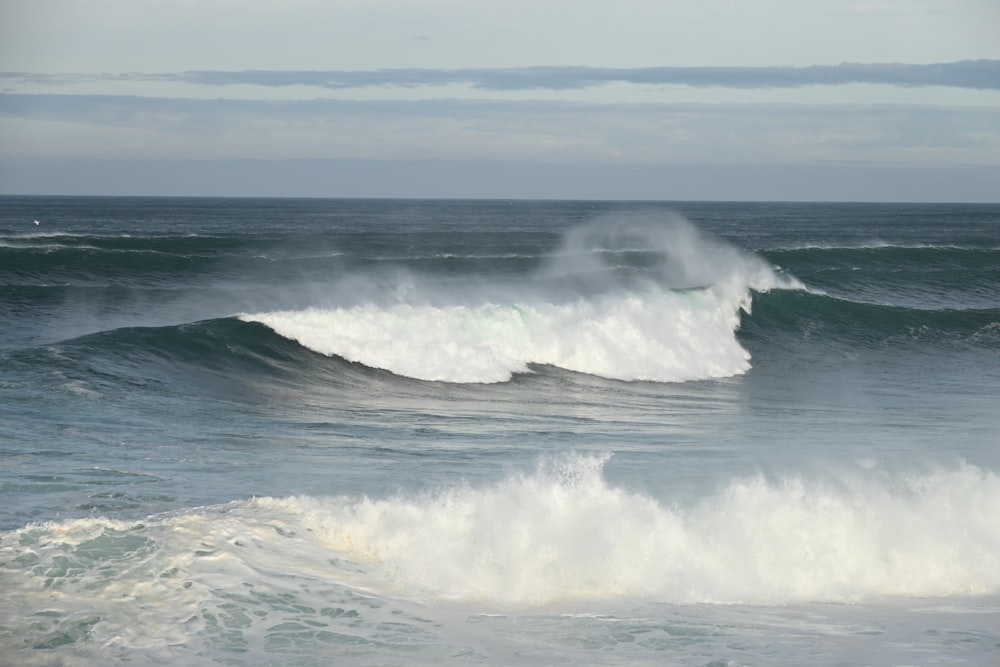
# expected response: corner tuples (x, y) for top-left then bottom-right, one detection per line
(1, 0), (998, 201)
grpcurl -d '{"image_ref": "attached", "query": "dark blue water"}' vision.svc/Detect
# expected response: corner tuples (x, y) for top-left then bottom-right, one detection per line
(2, 197), (999, 666)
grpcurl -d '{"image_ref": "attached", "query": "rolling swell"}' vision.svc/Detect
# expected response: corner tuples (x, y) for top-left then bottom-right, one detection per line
(765, 243), (1000, 271)
(6, 318), (355, 400)
(742, 289), (1000, 348)
(0, 231), (353, 288)
(762, 244), (1000, 311)
(1, 233), (240, 284)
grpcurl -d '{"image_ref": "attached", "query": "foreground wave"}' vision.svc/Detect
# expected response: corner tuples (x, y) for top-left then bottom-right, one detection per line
(3, 455), (998, 661)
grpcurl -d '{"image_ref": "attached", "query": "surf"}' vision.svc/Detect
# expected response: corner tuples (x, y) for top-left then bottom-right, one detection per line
(242, 214), (802, 383)
(3, 455), (998, 617)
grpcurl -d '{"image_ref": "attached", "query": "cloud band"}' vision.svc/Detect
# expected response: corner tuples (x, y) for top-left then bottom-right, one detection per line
(3, 60), (998, 91)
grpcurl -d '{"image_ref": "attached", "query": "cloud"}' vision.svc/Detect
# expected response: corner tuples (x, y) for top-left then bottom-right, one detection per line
(3, 60), (999, 91)
(2, 93), (998, 168)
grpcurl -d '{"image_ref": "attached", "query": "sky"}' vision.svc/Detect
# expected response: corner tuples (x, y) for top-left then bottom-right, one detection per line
(1, 0), (998, 201)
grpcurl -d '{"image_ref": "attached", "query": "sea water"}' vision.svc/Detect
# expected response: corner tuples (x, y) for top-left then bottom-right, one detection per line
(1, 197), (998, 665)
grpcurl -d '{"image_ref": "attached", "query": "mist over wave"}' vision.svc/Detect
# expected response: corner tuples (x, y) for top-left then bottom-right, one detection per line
(242, 215), (801, 383)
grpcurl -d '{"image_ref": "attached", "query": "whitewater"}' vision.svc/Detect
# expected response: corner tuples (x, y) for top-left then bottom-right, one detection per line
(241, 215), (800, 383)
(1, 197), (999, 666)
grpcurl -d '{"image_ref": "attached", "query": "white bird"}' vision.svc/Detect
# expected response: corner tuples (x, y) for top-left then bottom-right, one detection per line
(33, 219), (40, 225)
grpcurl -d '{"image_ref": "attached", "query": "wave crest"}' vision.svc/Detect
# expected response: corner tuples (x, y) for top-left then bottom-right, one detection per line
(242, 215), (798, 383)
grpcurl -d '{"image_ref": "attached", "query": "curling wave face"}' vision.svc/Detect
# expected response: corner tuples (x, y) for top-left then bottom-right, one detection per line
(241, 215), (802, 383)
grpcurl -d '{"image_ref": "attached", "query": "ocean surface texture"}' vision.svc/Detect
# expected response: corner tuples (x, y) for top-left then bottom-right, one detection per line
(1, 197), (998, 666)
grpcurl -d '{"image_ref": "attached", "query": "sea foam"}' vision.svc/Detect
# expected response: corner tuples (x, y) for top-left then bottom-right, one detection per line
(4, 456), (999, 616)
(280, 455), (1000, 606)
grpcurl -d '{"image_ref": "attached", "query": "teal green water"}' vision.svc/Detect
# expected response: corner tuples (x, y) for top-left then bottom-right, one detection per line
(2, 197), (999, 665)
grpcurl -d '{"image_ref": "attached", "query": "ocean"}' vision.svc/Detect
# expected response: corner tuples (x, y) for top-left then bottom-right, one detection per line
(1, 196), (998, 666)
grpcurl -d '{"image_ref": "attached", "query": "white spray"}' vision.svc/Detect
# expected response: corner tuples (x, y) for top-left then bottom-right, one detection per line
(242, 214), (802, 383)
